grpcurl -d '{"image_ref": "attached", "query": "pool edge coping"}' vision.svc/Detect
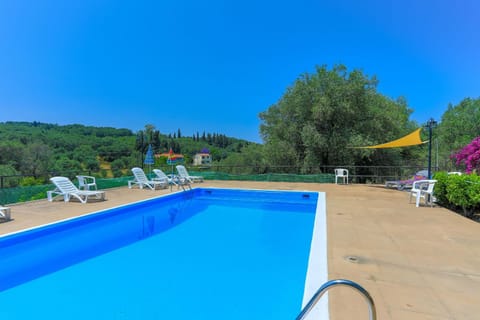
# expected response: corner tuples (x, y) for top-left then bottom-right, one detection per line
(301, 191), (329, 319)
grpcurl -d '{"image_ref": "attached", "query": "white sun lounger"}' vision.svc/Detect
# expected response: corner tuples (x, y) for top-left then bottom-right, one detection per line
(175, 165), (204, 183)
(153, 169), (191, 191)
(128, 167), (168, 190)
(48, 176), (106, 204)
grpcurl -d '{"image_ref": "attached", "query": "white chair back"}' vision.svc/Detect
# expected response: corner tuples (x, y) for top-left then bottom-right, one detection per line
(425, 180), (436, 193)
(76, 175), (97, 190)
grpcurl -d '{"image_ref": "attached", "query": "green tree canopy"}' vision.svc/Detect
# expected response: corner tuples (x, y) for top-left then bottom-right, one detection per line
(437, 97), (480, 167)
(259, 64), (416, 171)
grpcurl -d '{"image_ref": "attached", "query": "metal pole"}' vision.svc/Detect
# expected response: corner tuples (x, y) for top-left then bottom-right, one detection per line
(428, 123), (432, 179)
(426, 118), (437, 179)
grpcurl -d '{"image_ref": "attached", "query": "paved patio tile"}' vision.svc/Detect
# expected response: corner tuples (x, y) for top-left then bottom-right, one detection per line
(1, 181), (479, 319)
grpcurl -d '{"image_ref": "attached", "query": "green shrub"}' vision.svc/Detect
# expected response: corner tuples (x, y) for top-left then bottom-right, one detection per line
(19, 176), (46, 186)
(445, 174), (480, 217)
(433, 171), (449, 205)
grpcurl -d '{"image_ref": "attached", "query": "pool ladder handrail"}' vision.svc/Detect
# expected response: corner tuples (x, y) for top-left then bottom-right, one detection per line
(296, 279), (377, 320)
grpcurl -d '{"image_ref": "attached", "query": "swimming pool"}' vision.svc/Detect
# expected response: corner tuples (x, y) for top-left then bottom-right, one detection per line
(0, 188), (328, 319)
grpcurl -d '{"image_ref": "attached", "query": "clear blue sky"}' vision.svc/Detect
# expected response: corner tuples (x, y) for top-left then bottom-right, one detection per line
(0, 0), (478, 143)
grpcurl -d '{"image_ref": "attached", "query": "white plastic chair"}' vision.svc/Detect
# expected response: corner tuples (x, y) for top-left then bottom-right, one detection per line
(409, 179), (437, 207)
(76, 175), (97, 190)
(334, 168), (349, 184)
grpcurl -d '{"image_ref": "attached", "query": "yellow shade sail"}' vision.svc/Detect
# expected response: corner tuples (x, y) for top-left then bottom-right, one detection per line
(354, 128), (427, 149)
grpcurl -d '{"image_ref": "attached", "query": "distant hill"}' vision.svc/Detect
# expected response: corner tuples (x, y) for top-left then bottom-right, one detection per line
(0, 121), (256, 183)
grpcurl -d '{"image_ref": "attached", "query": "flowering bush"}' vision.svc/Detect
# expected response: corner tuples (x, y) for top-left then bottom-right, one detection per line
(452, 136), (480, 173)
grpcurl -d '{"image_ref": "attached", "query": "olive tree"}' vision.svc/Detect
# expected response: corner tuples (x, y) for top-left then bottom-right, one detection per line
(259, 64), (415, 172)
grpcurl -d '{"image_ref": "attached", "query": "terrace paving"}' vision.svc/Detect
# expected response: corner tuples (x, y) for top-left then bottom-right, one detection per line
(1, 181), (479, 320)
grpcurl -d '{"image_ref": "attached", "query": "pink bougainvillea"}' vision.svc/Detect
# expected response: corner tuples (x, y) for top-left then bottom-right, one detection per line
(452, 137), (480, 173)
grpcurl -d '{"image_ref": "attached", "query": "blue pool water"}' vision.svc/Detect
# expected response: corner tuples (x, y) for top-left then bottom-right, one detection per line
(0, 188), (327, 319)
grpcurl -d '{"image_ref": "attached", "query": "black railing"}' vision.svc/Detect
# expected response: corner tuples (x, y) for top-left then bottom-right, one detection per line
(160, 164), (441, 184)
(0, 165), (445, 189)
(0, 164), (453, 206)
(0, 170), (96, 189)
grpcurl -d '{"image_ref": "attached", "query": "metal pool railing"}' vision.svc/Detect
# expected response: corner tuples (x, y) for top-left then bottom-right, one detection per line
(296, 279), (377, 320)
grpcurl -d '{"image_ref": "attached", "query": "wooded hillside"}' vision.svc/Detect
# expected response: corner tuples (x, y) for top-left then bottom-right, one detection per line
(0, 121), (253, 185)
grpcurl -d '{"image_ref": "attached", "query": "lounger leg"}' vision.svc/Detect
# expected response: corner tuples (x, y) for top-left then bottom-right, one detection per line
(71, 194), (87, 204)
(0, 207), (11, 221)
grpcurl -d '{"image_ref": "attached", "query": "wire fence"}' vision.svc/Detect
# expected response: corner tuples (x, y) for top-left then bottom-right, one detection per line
(0, 164), (443, 205)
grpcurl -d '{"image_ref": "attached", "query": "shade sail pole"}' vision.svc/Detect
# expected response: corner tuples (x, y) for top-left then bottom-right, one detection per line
(426, 119), (437, 179)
